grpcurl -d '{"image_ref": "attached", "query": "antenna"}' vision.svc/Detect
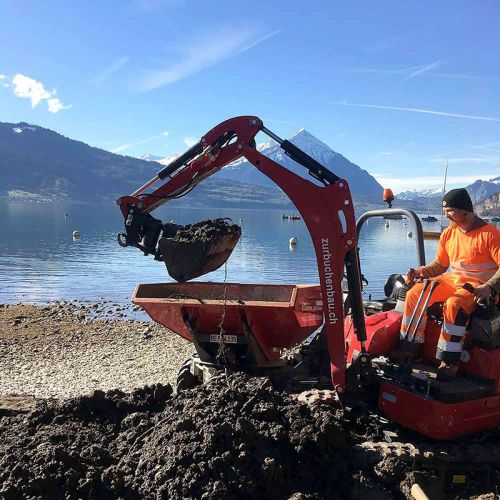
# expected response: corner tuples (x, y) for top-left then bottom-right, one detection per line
(442, 159), (448, 197)
(440, 159), (449, 230)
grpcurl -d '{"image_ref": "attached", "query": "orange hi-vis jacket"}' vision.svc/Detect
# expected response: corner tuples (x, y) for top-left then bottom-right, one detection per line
(400, 221), (499, 362)
(436, 222), (500, 287)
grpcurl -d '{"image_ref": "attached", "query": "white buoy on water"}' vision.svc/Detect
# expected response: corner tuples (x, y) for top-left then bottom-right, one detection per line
(289, 237), (298, 247)
(407, 231), (413, 238)
(72, 230), (80, 240)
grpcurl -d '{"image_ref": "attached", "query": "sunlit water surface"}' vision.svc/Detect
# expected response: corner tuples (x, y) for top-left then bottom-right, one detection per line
(0, 201), (453, 305)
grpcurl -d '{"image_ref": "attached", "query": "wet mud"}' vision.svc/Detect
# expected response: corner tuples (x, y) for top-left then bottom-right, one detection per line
(1, 372), (499, 499)
(159, 219), (241, 282)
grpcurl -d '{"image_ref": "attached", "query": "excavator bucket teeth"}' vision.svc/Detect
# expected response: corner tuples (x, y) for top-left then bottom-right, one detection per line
(158, 219), (241, 283)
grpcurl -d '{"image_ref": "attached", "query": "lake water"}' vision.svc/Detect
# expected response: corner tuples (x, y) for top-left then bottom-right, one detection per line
(0, 201), (449, 305)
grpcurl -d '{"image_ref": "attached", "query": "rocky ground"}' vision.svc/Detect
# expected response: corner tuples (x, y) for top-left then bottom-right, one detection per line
(0, 303), (499, 499)
(0, 302), (192, 401)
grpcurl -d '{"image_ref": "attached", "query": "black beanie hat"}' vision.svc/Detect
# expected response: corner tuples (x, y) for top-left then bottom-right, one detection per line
(442, 188), (473, 212)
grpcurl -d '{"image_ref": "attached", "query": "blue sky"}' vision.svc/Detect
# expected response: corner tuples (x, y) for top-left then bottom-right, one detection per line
(0, 0), (499, 192)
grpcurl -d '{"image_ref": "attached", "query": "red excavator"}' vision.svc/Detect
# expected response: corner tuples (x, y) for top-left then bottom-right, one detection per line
(116, 116), (500, 444)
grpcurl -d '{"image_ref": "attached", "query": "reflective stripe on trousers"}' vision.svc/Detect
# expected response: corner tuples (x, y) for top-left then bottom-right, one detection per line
(400, 273), (479, 361)
(435, 286), (476, 363)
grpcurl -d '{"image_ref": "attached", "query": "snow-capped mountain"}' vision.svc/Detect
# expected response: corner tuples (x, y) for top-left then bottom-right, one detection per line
(137, 153), (164, 162)
(217, 129), (383, 199)
(396, 188), (443, 201)
(397, 177), (499, 205)
(138, 129), (383, 199)
(138, 152), (182, 166)
(466, 177), (500, 204)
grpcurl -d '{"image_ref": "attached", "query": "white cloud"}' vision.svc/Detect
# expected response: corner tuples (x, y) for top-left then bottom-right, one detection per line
(183, 137), (197, 148)
(12, 74), (51, 107)
(112, 131), (170, 153)
(47, 97), (72, 113)
(9, 74), (71, 113)
(331, 101), (500, 122)
(135, 27), (281, 92)
(346, 66), (500, 82)
(401, 61), (440, 82)
(0, 74), (6, 79)
(93, 57), (130, 86)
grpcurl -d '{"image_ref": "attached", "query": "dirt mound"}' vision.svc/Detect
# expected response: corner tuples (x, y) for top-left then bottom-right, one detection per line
(108, 375), (359, 499)
(0, 384), (171, 500)
(159, 218), (241, 282)
(0, 374), (389, 500)
(1, 373), (499, 499)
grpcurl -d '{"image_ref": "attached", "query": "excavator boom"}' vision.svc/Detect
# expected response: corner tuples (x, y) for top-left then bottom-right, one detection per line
(116, 115), (366, 390)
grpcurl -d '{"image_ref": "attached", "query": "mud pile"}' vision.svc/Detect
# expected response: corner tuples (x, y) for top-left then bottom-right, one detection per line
(0, 384), (172, 499)
(159, 218), (241, 282)
(1, 373), (498, 499)
(0, 374), (392, 500)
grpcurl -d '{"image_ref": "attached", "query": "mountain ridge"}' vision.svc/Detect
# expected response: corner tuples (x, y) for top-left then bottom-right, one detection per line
(144, 128), (384, 201)
(1, 120), (497, 214)
(0, 121), (383, 207)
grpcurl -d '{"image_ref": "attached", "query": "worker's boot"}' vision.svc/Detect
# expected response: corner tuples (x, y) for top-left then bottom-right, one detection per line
(436, 361), (459, 381)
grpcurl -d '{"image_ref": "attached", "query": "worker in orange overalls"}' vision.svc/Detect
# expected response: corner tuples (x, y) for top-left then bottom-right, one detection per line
(399, 188), (500, 378)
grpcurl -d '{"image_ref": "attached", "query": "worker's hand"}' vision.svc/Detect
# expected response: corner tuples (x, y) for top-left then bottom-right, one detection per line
(405, 267), (426, 286)
(473, 284), (493, 304)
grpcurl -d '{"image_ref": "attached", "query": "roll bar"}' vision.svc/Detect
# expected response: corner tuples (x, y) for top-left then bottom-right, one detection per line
(356, 208), (426, 266)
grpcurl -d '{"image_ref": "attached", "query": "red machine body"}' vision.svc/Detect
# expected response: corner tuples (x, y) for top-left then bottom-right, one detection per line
(118, 116), (500, 440)
(345, 311), (500, 439)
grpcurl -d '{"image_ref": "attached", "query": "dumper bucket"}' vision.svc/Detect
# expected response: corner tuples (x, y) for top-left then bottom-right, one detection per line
(158, 219), (241, 282)
(133, 282), (323, 361)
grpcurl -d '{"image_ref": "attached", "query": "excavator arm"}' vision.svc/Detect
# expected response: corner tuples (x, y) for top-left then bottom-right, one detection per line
(116, 115), (366, 390)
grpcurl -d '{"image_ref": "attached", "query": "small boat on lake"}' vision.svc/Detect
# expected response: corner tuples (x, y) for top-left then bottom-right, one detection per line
(421, 215), (438, 222)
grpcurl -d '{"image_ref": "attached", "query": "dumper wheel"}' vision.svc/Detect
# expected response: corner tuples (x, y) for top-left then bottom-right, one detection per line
(176, 356), (200, 392)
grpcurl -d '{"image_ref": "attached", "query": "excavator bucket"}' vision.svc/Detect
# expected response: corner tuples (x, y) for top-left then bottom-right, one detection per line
(158, 219), (241, 282)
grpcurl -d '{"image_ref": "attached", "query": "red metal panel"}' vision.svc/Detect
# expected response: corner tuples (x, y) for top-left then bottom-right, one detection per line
(345, 310), (401, 361)
(133, 282), (323, 360)
(460, 347), (500, 391)
(379, 381), (500, 440)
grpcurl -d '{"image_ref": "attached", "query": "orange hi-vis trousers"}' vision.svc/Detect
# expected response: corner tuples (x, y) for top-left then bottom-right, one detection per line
(399, 273), (479, 363)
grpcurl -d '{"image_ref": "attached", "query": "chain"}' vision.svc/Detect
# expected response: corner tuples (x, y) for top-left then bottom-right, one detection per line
(216, 261), (229, 365)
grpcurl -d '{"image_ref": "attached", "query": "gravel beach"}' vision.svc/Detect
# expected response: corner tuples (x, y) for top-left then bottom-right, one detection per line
(0, 302), (192, 403)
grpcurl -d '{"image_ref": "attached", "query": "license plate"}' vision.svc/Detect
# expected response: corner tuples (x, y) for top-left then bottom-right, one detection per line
(209, 334), (238, 344)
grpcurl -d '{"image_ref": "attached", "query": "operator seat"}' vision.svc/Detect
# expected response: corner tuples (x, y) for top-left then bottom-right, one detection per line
(426, 299), (500, 350)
